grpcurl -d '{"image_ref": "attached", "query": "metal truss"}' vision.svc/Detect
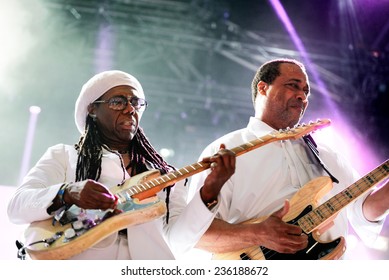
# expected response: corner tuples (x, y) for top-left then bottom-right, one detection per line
(38, 0), (388, 159)
(41, 0), (365, 98)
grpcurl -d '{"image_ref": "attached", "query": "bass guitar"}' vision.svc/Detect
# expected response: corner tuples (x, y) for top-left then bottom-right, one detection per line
(212, 159), (389, 260)
(20, 119), (331, 260)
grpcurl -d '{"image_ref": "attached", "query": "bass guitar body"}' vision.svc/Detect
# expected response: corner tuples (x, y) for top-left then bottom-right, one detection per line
(213, 177), (346, 260)
(236, 209), (345, 260)
(214, 159), (388, 260)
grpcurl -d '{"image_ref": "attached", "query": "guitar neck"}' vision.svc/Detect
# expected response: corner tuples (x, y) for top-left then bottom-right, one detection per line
(129, 120), (331, 200)
(298, 159), (389, 233)
(129, 134), (279, 200)
(230, 134), (278, 156)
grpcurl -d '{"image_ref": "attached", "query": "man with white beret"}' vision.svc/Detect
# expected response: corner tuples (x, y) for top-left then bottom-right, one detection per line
(8, 70), (235, 259)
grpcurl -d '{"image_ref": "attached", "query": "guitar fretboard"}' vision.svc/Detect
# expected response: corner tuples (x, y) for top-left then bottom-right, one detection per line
(298, 159), (389, 233)
(123, 161), (210, 197)
(123, 135), (278, 200)
(123, 120), (331, 200)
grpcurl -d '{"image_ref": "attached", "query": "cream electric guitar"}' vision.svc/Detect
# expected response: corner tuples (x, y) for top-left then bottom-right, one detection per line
(212, 159), (389, 260)
(19, 119), (331, 260)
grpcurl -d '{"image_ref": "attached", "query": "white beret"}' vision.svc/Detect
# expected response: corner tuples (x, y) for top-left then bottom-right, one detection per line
(74, 70), (144, 133)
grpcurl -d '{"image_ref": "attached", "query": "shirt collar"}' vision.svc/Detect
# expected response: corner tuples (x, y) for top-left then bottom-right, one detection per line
(247, 117), (275, 138)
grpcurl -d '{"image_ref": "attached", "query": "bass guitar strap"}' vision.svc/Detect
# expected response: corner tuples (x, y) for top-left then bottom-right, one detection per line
(303, 134), (339, 184)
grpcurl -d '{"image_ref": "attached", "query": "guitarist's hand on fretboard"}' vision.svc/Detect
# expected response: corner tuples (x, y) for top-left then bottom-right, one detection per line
(199, 144), (236, 207)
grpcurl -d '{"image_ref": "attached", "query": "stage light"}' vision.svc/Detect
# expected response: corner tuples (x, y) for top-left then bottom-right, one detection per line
(94, 23), (115, 73)
(268, 0), (382, 177)
(160, 148), (175, 158)
(18, 106), (41, 184)
(29, 105), (41, 115)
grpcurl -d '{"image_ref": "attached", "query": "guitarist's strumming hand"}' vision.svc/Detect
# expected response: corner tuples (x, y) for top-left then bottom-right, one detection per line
(63, 179), (119, 210)
(199, 144), (236, 207)
(196, 199), (308, 255)
(258, 200), (308, 254)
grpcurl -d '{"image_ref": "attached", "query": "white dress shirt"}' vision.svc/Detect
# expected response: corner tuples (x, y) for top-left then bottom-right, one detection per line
(187, 117), (384, 259)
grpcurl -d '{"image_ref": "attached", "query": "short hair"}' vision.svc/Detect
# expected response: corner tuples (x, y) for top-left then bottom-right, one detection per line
(251, 58), (306, 104)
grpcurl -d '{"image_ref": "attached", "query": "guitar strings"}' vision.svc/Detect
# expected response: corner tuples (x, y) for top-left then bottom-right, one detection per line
(240, 163), (388, 260)
(118, 123), (321, 198)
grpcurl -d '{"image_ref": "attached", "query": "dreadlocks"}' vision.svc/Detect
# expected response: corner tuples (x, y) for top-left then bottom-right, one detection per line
(74, 116), (104, 182)
(74, 115), (176, 221)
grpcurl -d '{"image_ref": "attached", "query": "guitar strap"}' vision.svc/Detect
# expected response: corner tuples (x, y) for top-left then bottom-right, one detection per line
(303, 134), (339, 183)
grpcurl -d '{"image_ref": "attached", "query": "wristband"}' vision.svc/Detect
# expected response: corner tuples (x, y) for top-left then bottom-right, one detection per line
(58, 183), (70, 209)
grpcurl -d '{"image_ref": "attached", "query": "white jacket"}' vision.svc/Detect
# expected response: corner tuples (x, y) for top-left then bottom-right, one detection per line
(7, 144), (216, 259)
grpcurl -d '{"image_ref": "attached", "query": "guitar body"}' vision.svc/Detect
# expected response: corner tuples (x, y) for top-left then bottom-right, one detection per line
(212, 176), (346, 260)
(215, 214), (345, 260)
(23, 170), (166, 260)
(259, 211), (345, 260)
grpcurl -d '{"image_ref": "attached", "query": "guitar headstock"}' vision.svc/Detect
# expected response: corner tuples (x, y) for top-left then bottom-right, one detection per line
(272, 119), (331, 140)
